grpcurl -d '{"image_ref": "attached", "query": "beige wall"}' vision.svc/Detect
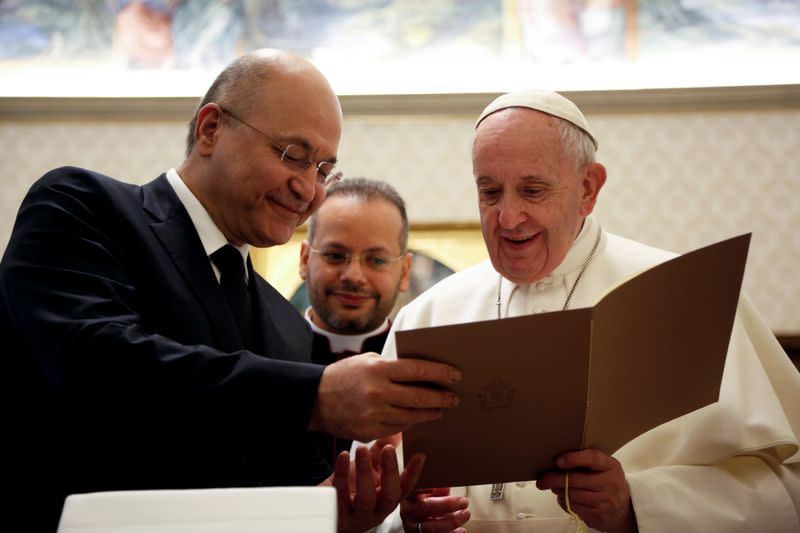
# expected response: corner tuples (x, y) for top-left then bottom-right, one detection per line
(1, 88), (798, 332)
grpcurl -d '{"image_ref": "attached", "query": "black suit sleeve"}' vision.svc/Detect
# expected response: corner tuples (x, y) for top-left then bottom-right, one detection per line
(2, 168), (323, 444)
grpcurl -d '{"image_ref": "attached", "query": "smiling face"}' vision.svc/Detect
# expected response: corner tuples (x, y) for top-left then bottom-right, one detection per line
(300, 196), (411, 334)
(184, 51), (343, 248)
(473, 108), (605, 284)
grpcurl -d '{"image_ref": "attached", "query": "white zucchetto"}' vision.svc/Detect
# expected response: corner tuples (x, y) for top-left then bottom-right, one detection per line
(476, 89), (598, 149)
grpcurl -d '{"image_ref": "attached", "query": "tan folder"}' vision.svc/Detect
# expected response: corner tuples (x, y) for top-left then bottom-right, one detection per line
(398, 234), (750, 488)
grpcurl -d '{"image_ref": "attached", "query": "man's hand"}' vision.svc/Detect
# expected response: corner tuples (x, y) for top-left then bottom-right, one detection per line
(401, 488), (470, 533)
(536, 449), (638, 533)
(332, 442), (426, 533)
(309, 353), (461, 442)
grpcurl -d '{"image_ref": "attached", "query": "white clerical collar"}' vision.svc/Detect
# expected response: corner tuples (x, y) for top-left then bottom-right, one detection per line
(500, 215), (604, 297)
(304, 307), (390, 354)
(166, 168), (249, 279)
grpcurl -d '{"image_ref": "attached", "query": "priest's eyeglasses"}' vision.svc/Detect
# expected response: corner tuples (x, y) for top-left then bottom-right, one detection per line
(309, 247), (404, 272)
(219, 106), (343, 189)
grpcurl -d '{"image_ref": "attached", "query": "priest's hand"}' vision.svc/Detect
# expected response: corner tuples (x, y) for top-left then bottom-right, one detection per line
(331, 442), (426, 533)
(309, 352), (461, 442)
(536, 449), (638, 533)
(401, 487), (470, 533)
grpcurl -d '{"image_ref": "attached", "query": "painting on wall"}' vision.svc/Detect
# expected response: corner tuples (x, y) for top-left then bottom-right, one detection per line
(1, 0), (798, 96)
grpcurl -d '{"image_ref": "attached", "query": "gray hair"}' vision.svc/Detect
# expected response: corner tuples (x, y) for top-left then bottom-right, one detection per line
(308, 177), (409, 252)
(553, 115), (597, 171)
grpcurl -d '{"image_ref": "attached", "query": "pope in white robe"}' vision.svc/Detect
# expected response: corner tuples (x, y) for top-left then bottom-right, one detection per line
(374, 90), (800, 533)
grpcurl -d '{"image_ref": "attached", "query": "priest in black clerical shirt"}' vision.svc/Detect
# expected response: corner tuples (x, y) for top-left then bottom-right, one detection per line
(299, 178), (413, 465)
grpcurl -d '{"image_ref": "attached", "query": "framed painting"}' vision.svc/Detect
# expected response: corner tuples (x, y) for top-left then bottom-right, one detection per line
(1, 1), (798, 97)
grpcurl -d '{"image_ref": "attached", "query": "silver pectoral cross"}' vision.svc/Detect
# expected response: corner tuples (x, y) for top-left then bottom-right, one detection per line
(490, 482), (505, 500)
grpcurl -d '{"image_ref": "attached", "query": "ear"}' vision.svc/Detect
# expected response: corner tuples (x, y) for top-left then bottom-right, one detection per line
(398, 252), (413, 293)
(579, 162), (607, 216)
(299, 240), (311, 280)
(194, 103), (224, 157)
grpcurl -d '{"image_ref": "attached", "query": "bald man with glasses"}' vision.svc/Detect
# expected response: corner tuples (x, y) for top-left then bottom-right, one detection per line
(0, 49), (461, 533)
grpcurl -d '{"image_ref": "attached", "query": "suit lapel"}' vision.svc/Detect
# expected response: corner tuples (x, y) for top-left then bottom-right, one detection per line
(142, 175), (243, 352)
(247, 255), (269, 355)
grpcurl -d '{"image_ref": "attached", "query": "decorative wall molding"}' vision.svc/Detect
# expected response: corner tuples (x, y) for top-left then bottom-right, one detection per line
(2, 85), (798, 121)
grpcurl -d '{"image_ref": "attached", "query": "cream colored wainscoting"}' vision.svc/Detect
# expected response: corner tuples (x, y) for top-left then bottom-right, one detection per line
(1, 88), (798, 333)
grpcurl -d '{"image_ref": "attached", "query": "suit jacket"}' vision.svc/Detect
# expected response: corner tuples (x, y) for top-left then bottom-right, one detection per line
(310, 328), (391, 465)
(0, 167), (330, 531)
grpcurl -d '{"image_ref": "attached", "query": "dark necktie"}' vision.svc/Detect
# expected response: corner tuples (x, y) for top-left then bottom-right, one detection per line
(211, 244), (252, 348)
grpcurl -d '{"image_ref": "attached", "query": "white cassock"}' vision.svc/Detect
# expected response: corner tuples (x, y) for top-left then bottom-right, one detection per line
(375, 215), (800, 532)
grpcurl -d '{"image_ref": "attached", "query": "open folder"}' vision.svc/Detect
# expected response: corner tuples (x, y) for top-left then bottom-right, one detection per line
(397, 233), (751, 488)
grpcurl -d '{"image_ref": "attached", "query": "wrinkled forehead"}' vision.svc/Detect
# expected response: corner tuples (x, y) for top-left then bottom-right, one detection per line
(473, 108), (560, 154)
(472, 108), (577, 183)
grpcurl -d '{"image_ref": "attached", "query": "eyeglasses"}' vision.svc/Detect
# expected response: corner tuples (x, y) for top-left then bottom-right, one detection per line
(309, 247), (405, 272)
(218, 106), (343, 189)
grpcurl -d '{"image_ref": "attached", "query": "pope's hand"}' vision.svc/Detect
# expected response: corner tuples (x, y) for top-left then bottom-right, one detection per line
(309, 353), (461, 442)
(536, 449), (638, 533)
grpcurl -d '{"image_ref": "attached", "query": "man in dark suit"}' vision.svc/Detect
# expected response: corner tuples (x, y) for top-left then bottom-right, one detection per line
(0, 49), (461, 532)
(300, 178), (413, 466)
